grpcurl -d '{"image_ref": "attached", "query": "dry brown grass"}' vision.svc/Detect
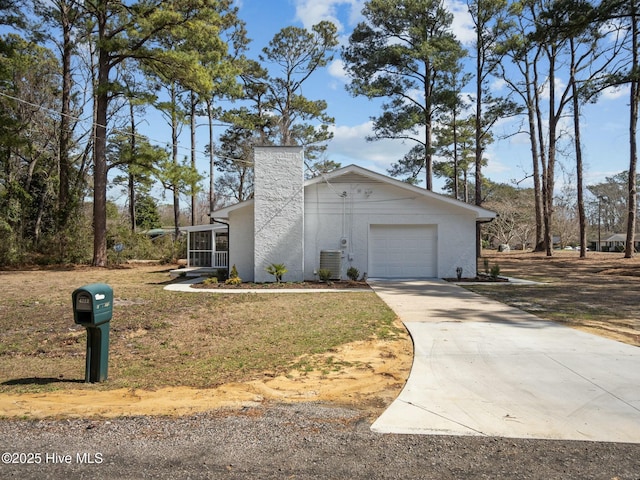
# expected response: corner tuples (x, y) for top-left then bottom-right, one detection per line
(0, 264), (401, 394)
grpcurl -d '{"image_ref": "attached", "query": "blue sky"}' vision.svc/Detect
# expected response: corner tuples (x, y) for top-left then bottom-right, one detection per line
(223, 0), (633, 194)
(0, 0), (631, 198)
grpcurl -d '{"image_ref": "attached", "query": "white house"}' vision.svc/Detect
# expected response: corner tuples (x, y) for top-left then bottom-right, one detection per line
(595, 233), (640, 252)
(185, 146), (496, 282)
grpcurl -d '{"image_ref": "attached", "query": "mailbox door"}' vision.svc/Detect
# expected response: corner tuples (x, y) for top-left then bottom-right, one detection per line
(91, 288), (113, 325)
(73, 284), (113, 326)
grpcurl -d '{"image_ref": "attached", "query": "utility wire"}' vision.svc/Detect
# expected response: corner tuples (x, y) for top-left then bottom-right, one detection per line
(0, 89), (253, 165)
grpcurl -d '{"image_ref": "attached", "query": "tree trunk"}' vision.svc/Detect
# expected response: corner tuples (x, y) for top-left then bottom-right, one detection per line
(526, 68), (544, 252)
(92, 8), (110, 267)
(129, 99), (136, 232)
(57, 0), (72, 232)
(424, 60), (433, 191)
(569, 38), (587, 259)
(190, 91), (197, 226)
(533, 54), (549, 253)
(207, 99), (215, 218)
(452, 110), (459, 201)
(625, 1), (639, 258)
(474, 34), (483, 209)
(171, 84), (180, 239)
(474, 22), (483, 273)
(543, 47), (558, 258)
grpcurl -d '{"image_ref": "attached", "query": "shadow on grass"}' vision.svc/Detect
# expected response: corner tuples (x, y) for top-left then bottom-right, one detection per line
(2, 377), (85, 386)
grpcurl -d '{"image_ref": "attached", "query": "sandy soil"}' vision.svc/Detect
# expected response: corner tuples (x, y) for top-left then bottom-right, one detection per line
(0, 327), (413, 419)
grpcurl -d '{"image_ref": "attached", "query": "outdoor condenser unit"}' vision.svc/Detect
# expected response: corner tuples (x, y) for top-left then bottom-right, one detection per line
(319, 250), (342, 280)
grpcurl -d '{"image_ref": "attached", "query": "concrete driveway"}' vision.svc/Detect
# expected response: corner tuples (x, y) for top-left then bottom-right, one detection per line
(368, 279), (640, 443)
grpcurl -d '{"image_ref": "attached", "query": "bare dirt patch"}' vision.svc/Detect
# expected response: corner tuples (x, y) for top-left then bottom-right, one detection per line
(0, 332), (411, 419)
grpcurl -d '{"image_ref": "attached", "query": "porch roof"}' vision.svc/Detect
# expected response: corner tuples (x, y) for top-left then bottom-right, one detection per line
(181, 222), (229, 233)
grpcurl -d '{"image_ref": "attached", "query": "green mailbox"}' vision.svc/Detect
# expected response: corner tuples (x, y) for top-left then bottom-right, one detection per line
(72, 283), (113, 383)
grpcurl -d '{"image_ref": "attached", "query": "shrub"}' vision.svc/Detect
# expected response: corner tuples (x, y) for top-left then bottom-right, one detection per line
(318, 269), (332, 282)
(229, 264), (239, 279)
(203, 276), (218, 285)
(346, 266), (359, 281)
(490, 264), (501, 279)
(225, 264), (242, 285)
(266, 263), (287, 283)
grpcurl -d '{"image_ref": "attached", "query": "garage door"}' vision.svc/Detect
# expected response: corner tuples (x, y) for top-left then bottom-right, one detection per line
(369, 225), (437, 278)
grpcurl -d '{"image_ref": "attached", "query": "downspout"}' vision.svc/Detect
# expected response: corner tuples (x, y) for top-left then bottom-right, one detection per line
(476, 216), (497, 277)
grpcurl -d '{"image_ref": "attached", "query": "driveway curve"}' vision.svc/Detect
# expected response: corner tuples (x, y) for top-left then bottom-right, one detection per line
(368, 279), (640, 443)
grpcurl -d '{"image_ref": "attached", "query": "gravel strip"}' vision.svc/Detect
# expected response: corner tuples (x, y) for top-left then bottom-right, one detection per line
(1, 403), (639, 479)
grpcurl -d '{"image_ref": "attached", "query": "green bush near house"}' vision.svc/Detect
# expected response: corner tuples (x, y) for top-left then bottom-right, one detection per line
(318, 269), (332, 282)
(347, 267), (360, 281)
(490, 264), (501, 279)
(225, 264), (242, 285)
(266, 263), (288, 283)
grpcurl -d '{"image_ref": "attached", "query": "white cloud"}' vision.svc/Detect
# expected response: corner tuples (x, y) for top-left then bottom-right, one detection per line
(294, 0), (476, 54)
(326, 121), (413, 171)
(294, 0), (342, 30)
(293, 0), (364, 31)
(490, 77), (507, 92)
(601, 85), (630, 101)
(328, 59), (349, 82)
(347, 0), (366, 25)
(535, 76), (568, 101)
(445, 0), (475, 45)
(293, 0), (364, 48)
(482, 149), (511, 176)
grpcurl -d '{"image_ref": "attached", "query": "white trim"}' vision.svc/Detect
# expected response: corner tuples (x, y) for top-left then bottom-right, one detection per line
(181, 223), (228, 232)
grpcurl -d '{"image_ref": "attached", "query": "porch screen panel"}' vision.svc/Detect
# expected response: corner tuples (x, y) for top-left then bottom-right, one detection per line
(189, 231), (213, 267)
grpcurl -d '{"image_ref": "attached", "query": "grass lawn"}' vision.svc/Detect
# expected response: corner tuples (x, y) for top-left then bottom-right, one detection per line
(0, 264), (401, 393)
(2, 252), (638, 398)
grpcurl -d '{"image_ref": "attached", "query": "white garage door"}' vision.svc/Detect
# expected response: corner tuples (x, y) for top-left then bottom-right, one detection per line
(369, 225), (437, 278)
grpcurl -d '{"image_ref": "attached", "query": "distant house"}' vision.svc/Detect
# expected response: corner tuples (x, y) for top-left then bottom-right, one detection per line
(596, 234), (640, 252)
(183, 146), (496, 281)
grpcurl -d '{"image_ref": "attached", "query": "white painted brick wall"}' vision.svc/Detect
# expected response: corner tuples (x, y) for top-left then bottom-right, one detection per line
(253, 146), (304, 282)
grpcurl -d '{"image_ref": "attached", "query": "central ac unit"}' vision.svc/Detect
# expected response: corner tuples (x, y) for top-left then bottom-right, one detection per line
(319, 250), (341, 280)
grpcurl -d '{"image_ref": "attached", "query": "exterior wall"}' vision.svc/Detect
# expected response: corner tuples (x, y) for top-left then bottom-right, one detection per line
(253, 146), (305, 282)
(228, 205), (255, 281)
(304, 179), (478, 279)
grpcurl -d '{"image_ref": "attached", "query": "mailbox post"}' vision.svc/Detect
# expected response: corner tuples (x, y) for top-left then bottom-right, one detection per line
(72, 283), (113, 383)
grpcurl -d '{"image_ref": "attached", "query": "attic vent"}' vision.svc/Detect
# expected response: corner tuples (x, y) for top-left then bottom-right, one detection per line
(319, 250), (342, 280)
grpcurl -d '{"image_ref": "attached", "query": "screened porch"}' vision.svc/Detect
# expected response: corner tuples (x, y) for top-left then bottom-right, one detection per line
(186, 224), (229, 269)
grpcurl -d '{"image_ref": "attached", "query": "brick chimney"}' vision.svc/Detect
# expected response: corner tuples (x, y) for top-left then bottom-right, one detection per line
(253, 146), (304, 282)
